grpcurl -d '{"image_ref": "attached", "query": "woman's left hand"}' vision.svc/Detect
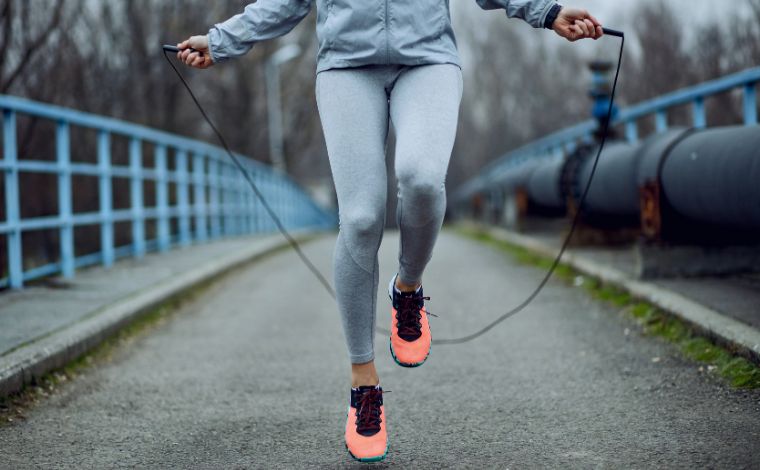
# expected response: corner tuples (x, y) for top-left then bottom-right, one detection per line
(552, 7), (603, 42)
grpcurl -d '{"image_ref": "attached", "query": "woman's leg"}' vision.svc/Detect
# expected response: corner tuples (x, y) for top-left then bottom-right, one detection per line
(317, 65), (394, 463)
(389, 64), (463, 287)
(315, 67), (390, 372)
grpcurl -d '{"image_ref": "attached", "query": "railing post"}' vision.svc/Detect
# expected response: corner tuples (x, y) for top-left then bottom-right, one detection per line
(208, 158), (221, 239)
(693, 97), (706, 129)
(129, 138), (145, 258)
(97, 131), (114, 267)
(655, 110), (668, 132)
(193, 152), (207, 242)
(288, 181), (296, 229)
(244, 162), (254, 234)
(268, 171), (277, 232)
(266, 171), (273, 232)
(227, 163), (241, 235)
(625, 120), (638, 143)
(176, 150), (191, 246)
(256, 169), (265, 232)
(3, 110), (23, 288)
(553, 146), (563, 161)
(221, 161), (229, 236)
(279, 178), (288, 230)
(744, 82), (758, 125)
(227, 163), (236, 235)
(236, 167), (246, 235)
(240, 173), (248, 235)
(155, 144), (170, 252)
(57, 121), (74, 278)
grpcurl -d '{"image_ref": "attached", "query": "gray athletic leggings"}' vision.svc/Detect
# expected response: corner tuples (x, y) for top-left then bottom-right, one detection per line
(315, 63), (463, 364)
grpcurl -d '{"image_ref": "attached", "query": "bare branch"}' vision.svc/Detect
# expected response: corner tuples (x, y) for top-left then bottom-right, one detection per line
(0, 0), (13, 73)
(1, 0), (65, 92)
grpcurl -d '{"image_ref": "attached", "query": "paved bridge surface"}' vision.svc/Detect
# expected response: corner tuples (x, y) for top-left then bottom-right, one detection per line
(2, 231), (759, 468)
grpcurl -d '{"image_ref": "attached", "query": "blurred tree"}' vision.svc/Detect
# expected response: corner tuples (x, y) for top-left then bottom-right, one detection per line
(0, 0), (66, 93)
(448, 7), (588, 188)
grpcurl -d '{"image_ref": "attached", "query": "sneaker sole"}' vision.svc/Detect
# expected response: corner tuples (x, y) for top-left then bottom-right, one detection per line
(345, 443), (388, 463)
(389, 339), (430, 368)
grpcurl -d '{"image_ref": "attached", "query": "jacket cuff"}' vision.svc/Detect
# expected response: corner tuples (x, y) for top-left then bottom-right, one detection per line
(207, 28), (233, 64)
(543, 3), (563, 29)
(206, 24), (242, 64)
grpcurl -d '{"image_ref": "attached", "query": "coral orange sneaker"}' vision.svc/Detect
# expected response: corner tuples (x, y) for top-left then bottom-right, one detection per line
(388, 274), (432, 368)
(345, 385), (388, 462)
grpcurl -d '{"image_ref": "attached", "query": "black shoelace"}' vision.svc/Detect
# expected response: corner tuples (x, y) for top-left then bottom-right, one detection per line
(355, 388), (384, 437)
(394, 292), (431, 341)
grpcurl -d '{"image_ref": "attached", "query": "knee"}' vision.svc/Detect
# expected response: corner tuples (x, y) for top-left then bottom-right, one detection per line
(397, 170), (445, 200)
(338, 210), (384, 271)
(340, 210), (384, 240)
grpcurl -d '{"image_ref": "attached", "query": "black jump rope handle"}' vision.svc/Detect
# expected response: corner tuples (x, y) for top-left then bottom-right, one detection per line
(602, 27), (624, 38)
(163, 45), (204, 56)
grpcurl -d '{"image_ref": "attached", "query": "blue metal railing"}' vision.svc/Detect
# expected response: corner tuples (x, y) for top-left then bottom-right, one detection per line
(454, 66), (760, 202)
(0, 95), (336, 289)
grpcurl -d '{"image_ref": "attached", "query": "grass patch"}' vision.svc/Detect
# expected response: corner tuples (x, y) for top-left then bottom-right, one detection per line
(456, 225), (760, 390)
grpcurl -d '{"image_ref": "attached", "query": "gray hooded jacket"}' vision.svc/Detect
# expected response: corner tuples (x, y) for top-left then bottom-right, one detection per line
(208, 0), (556, 73)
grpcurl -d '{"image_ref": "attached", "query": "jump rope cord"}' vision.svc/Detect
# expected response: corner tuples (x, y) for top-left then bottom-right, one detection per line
(163, 31), (623, 345)
(434, 33), (624, 344)
(163, 50), (336, 299)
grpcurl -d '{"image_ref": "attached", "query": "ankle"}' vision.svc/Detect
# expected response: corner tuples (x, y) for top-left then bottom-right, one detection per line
(395, 276), (421, 293)
(351, 361), (380, 388)
(351, 375), (380, 388)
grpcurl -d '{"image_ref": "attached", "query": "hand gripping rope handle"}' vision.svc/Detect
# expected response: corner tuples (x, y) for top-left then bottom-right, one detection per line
(162, 28), (624, 345)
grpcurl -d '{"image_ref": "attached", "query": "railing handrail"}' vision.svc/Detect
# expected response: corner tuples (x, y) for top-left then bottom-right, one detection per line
(455, 65), (760, 200)
(617, 66), (760, 122)
(1, 95), (335, 290)
(0, 95), (275, 171)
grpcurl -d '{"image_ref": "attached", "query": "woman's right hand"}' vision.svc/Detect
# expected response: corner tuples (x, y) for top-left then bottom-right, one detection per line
(177, 35), (215, 69)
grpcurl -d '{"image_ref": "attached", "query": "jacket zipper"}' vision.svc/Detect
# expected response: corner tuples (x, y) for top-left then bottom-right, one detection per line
(384, 0), (390, 63)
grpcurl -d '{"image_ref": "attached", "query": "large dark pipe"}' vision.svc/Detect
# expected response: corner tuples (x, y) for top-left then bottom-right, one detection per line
(659, 125), (760, 229)
(636, 128), (693, 186)
(527, 158), (565, 210)
(495, 160), (540, 193)
(570, 141), (640, 218)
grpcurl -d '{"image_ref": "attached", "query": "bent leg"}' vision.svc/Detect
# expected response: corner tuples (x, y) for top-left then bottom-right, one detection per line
(389, 64), (463, 286)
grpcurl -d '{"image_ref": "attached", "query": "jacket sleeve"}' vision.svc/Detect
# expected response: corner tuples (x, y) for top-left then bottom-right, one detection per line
(207, 1), (313, 63)
(474, 0), (557, 28)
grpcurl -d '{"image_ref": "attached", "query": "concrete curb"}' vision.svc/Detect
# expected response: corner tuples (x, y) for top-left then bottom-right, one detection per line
(477, 225), (760, 365)
(0, 233), (324, 398)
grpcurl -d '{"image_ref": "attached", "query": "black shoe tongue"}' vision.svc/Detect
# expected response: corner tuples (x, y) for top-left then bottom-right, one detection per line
(350, 386), (383, 408)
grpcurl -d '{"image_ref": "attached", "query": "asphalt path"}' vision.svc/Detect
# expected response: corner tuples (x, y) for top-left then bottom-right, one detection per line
(2, 231), (759, 469)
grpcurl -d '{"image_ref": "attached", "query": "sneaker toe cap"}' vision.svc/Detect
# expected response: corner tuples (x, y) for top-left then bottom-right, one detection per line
(347, 436), (387, 459)
(391, 336), (431, 364)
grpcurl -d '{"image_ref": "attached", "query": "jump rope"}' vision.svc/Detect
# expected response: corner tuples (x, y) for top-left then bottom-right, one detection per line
(162, 27), (624, 346)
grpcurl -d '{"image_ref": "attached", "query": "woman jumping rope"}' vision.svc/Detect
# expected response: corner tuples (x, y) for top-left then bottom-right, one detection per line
(177, 0), (602, 462)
